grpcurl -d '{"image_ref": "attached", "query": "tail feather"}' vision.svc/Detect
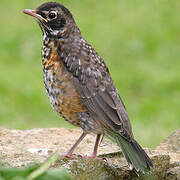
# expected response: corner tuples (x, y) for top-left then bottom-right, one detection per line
(106, 131), (153, 174)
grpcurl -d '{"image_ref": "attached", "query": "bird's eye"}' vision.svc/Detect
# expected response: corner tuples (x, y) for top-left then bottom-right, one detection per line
(48, 11), (57, 19)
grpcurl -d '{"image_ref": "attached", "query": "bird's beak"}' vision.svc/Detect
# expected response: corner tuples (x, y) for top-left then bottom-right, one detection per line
(23, 9), (48, 23)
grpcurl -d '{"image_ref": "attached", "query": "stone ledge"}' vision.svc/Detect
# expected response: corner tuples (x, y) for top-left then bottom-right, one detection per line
(0, 127), (179, 179)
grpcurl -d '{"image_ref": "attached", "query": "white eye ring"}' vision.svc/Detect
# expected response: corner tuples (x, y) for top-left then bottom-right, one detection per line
(48, 11), (57, 20)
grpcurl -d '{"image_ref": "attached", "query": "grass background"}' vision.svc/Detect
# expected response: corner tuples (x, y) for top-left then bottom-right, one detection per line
(0, 0), (179, 148)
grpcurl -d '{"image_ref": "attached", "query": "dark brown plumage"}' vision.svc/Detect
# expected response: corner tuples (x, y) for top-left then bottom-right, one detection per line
(23, 2), (153, 174)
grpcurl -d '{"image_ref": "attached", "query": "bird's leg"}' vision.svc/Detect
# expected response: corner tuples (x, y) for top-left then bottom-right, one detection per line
(62, 132), (87, 158)
(82, 134), (103, 160)
(62, 133), (103, 160)
(91, 134), (101, 158)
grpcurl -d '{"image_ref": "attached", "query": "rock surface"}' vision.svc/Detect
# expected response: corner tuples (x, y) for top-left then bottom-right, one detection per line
(0, 127), (179, 179)
(156, 129), (180, 180)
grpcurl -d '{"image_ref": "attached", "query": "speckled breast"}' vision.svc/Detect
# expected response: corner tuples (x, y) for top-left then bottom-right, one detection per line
(42, 37), (87, 126)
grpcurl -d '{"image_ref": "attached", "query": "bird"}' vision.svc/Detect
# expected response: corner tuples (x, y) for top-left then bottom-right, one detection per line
(23, 2), (153, 174)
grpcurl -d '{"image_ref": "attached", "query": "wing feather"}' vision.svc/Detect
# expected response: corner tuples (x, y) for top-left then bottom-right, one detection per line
(59, 38), (133, 141)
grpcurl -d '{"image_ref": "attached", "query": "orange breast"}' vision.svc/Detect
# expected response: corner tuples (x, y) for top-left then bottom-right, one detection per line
(43, 42), (87, 126)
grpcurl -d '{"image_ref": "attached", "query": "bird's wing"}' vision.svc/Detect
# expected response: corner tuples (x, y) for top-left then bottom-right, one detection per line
(60, 39), (133, 141)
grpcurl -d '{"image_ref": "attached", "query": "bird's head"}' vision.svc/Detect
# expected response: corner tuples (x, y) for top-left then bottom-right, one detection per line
(23, 2), (79, 38)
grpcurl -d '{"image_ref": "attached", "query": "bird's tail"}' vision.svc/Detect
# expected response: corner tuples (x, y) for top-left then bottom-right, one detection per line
(105, 131), (153, 174)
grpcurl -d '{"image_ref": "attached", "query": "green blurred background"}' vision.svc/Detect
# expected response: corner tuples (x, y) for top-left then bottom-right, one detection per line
(0, 0), (179, 148)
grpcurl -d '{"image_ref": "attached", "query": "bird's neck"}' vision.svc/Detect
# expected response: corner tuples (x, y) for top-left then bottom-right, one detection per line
(41, 34), (67, 63)
(42, 35), (55, 62)
(41, 28), (82, 64)
(41, 22), (81, 40)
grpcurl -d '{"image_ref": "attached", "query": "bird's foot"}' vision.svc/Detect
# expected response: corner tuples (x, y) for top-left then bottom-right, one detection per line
(81, 155), (104, 161)
(60, 153), (104, 161)
(60, 152), (81, 158)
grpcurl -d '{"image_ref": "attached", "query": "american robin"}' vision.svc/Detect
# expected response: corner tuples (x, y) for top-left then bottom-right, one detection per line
(23, 2), (153, 174)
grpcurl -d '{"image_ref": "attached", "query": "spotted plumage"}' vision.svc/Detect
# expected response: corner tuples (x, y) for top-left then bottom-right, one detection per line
(23, 2), (153, 174)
